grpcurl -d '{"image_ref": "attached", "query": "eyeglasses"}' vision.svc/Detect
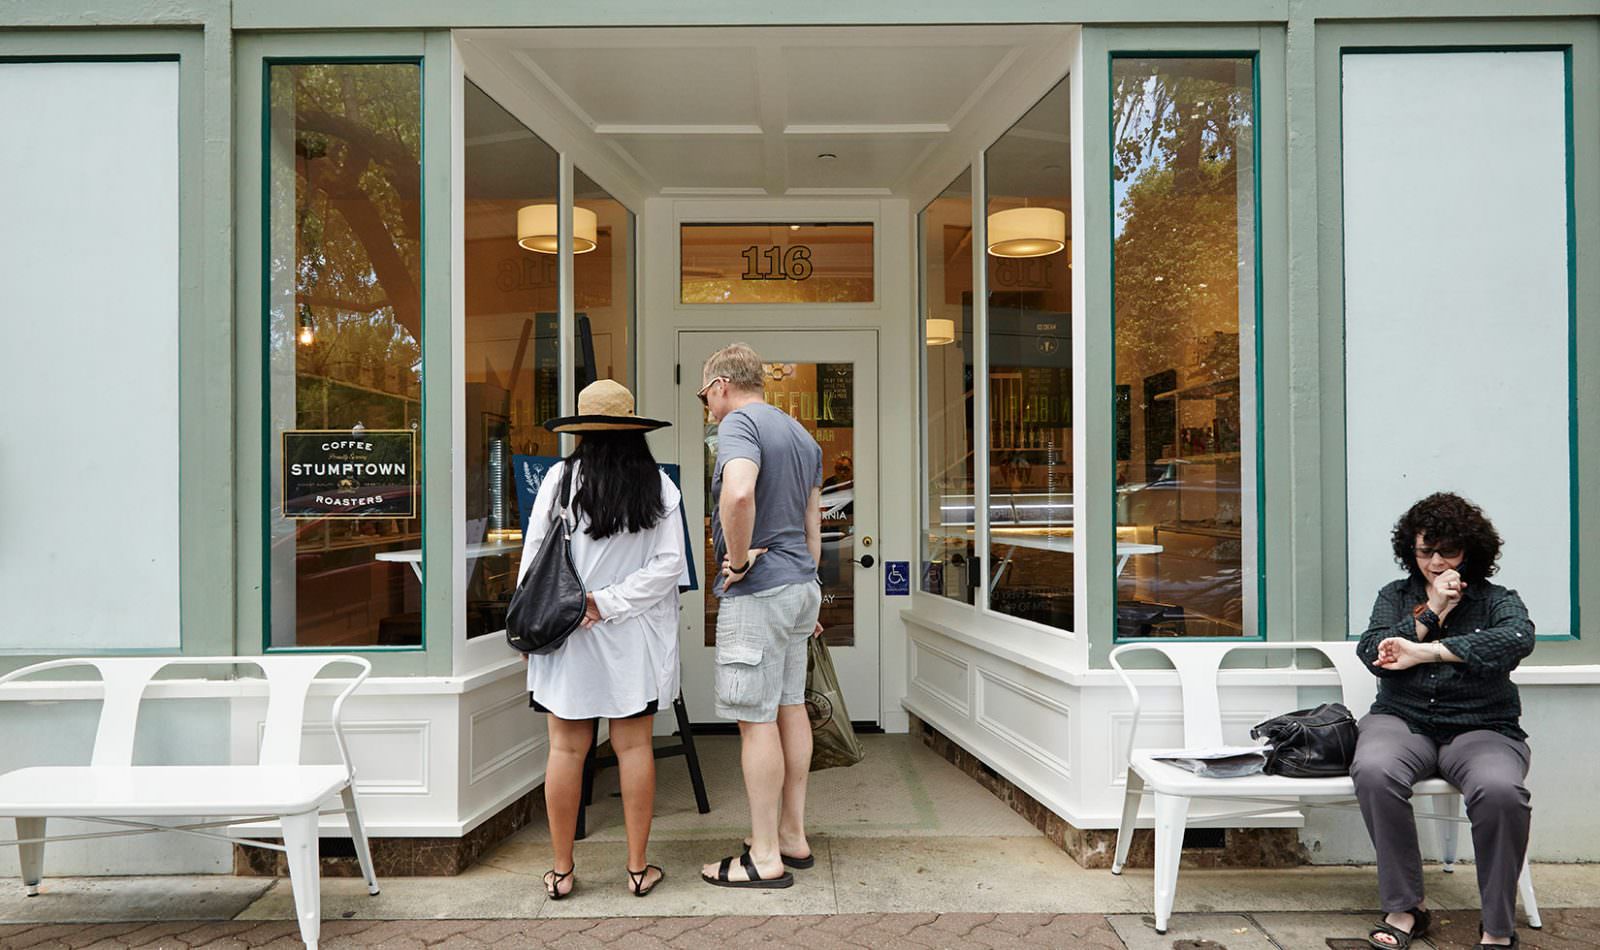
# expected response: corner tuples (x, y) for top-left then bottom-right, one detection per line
(696, 376), (727, 407)
(1414, 545), (1464, 560)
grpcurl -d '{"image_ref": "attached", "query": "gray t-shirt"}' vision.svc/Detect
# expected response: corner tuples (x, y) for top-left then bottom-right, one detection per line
(711, 401), (823, 598)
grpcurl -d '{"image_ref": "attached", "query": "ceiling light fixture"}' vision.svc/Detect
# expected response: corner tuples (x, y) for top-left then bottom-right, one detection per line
(516, 204), (598, 254)
(986, 206), (1067, 258)
(816, 152), (838, 161)
(926, 318), (956, 346)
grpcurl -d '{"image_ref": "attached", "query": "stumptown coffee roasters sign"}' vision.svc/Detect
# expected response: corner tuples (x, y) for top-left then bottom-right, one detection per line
(282, 430), (417, 519)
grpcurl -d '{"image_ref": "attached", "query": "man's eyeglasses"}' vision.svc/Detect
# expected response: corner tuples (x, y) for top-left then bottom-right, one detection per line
(697, 376), (727, 407)
(1415, 545), (1463, 560)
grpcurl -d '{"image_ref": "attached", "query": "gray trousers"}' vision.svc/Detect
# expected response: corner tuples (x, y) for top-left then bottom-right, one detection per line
(1350, 713), (1532, 938)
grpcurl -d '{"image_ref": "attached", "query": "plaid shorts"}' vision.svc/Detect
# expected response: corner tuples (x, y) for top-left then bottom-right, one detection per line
(713, 581), (822, 723)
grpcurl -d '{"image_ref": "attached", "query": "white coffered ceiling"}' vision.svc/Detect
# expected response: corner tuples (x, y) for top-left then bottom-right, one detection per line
(457, 26), (1076, 199)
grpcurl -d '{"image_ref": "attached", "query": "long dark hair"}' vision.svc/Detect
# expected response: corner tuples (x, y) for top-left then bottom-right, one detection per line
(1390, 491), (1503, 586)
(568, 430), (666, 540)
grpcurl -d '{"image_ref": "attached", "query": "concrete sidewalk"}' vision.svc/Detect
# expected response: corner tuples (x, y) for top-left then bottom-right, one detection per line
(2, 737), (1592, 947)
(1, 908), (1597, 949)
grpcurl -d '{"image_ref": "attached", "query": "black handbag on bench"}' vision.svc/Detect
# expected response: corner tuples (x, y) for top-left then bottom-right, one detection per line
(1249, 702), (1359, 778)
(505, 462), (587, 655)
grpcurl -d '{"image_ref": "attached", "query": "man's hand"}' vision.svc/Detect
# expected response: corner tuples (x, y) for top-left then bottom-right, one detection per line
(580, 592), (603, 628)
(721, 547), (767, 591)
(1428, 569), (1466, 618)
(1373, 636), (1434, 671)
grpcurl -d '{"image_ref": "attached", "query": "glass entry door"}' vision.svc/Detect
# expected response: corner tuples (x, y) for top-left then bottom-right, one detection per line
(677, 330), (880, 725)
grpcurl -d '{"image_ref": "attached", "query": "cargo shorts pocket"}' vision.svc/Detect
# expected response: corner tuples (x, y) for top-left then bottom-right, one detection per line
(715, 641), (766, 709)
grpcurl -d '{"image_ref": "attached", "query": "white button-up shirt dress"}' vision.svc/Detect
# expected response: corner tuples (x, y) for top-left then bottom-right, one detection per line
(517, 460), (689, 720)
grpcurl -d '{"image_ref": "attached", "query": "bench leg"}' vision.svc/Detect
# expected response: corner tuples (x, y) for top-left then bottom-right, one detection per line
(15, 818), (44, 896)
(1430, 793), (1461, 872)
(282, 810), (323, 950)
(1111, 769), (1143, 875)
(1152, 791), (1190, 935)
(1518, 857), (1542, 929)
(341, 787), (380, 896)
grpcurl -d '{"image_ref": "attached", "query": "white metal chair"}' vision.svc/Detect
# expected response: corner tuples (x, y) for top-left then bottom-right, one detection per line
(1108, 641), (1540, 935)
(0, 655), (379, 949)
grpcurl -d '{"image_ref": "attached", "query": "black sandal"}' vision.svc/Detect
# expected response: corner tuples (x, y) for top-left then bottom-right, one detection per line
(743, 840), (816, 870)
(1367, 906), (1431, 949)
(1475, 935), (1519, 950)
(543, 866), (575, 901)
(627, 864), (664, 897)
(701, 851), (794, 889)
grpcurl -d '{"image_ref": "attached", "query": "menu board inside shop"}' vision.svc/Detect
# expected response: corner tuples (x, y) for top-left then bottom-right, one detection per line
(282, 429), (417, 519)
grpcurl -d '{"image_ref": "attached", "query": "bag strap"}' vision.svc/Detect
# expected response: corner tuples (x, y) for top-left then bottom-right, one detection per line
(552, 459), (576, 535)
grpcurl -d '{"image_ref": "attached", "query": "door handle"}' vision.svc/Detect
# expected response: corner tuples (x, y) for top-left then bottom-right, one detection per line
(852, 554), (875, 568)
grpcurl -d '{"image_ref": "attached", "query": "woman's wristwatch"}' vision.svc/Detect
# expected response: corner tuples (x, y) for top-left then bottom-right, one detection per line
(1412, 603), (1444, 636)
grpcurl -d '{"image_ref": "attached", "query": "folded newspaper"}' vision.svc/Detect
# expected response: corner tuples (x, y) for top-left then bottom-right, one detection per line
(1150, 745), (1270, 779)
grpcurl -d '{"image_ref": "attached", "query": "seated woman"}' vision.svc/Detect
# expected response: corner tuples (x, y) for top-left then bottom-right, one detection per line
(1352, 492), (1535, 949)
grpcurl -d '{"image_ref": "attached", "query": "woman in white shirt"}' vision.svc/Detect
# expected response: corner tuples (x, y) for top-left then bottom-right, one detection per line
(517, 380), (686, 901)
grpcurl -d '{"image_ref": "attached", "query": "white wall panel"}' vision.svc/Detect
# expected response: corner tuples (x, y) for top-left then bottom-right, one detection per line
(1342, 51), (1571, 633)
(0, 61), (181, 651)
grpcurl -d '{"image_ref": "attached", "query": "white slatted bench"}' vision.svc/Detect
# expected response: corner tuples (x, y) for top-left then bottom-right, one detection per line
(1108, 641), (1540, 935)
(0, 656), (379, 950)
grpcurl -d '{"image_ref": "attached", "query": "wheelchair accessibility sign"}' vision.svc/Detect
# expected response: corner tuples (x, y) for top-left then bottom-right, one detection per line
(884, 561), (911, 596)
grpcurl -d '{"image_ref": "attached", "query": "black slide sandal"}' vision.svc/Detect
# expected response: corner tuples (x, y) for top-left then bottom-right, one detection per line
(1475, 935), (1519, 950)
(743, 841), (816, 870)
(1367, 906), (1431, 949)
(627, 864), (664, 897)
(702, 851), (795, 889)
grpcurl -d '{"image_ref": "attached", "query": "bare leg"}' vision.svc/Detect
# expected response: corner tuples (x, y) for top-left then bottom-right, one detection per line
(608, 715), (662, 892)
(775, 702), (813, 856)
(704, 719), (785, 881)
(544, 715), (592, 896)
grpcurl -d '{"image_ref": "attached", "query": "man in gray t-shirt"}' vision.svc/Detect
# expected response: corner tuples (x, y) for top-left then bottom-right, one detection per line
(710, 400), (823, 598)
(697, 343), (823, 892)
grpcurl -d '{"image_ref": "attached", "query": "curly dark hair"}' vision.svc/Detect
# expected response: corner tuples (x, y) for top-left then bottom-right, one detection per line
(1390, 492), (1502, 585)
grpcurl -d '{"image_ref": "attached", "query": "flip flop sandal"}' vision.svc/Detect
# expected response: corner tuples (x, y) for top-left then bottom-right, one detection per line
(743, 841), (816, 870)
(702, 851), (795, 889)
(627, 864), (664, 897)
(543, 866), (575, 901)
(1367, 906), (1431, 949)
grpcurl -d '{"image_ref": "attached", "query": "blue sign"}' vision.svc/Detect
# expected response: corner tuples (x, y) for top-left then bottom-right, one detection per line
(511, 455), (699, 592)
(885, 560), (911, 596)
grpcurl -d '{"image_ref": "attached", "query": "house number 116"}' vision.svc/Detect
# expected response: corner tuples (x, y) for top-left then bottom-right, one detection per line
(740, 245), (814, 281)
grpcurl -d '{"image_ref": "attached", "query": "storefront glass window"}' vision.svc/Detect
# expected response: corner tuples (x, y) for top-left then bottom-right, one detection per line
(575, 168), (635, 390)
(919, 170), (976, 603)
(461, 80), (561, 640)
(984, 77), (1074, 631)
(680, 223), (873, 304)
(265, 62), (423, 649)
(1111, 56), (1259, 639)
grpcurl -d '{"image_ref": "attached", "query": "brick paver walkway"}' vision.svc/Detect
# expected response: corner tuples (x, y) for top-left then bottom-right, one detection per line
(2, 910), (1598, 949)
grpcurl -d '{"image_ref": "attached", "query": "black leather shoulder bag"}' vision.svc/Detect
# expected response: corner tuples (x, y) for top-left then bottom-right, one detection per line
(1249, 702), (1359, 778)
(505, 461), (587, 654)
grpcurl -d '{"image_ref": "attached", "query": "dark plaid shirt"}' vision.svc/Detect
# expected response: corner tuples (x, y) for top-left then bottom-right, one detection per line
(1356, 576), (1535, 742)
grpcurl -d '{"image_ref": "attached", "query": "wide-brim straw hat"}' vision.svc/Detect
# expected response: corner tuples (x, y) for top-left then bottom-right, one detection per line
(543, 379), (671, 433)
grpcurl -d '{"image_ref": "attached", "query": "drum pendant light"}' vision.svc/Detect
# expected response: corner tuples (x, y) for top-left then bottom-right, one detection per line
(516, 204), (599, 254)
(986, 206), (1066, 258)
(925, 318), (956, 346)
